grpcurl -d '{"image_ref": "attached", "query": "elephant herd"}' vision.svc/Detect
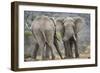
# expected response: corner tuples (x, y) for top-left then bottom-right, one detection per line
(31, 15), (85, 60)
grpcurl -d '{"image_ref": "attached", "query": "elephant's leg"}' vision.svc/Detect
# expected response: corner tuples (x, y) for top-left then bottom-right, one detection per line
(45, 44), (51, 59)
(32, 43), (39, 60)
(42, 43), (50, 60)
(74, 34), (79, 58)
(64, 40), (73, 58)
(69, 41), (73, 58)
(54, 35), (63, 59)
(45, 30), (57, 60)
(74, 41), (79, 58)
(73, 38), (79, 58)
(67, 41), (72, 58)
(69, 37), (74, 58)
(63, 40), (69, 58)
(46, 42), (55, 60)
(33, 30), (46, 60)
(63, 41), (67, 58)
(38, 43), (45, 60)
(45, 47), (50, 60)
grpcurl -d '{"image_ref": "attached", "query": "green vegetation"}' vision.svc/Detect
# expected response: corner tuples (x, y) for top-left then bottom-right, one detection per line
(56, 32), (62, 41)
(24, 31), (32, 37)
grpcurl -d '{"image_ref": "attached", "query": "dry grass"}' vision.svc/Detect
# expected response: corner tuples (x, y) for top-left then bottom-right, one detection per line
(79, 45), (90, 58)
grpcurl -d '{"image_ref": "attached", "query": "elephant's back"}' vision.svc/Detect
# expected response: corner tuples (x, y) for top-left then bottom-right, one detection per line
(31, 16), (54, 31)
(44, 18), (55, 30)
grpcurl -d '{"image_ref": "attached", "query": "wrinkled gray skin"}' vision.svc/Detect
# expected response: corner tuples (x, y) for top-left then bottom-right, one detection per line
(55, 17), (85, 58)
(31, 15), (62, 60)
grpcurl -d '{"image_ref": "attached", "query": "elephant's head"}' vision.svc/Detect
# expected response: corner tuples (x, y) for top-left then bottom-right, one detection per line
(56, 16), (85, 41)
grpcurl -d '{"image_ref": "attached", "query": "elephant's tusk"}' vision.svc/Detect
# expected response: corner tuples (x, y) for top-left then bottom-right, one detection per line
(73, 35), (76, 41)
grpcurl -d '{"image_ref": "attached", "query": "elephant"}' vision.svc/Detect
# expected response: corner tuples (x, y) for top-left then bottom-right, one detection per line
(55, 16), (85, 58)
(31, 15), (63, 60)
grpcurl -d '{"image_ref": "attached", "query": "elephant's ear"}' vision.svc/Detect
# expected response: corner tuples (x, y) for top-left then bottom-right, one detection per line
(56, 17), (66, 37)
(74, 17), (85, 33)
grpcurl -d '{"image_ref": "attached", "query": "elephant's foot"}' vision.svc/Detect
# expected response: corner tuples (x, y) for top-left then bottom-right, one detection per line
(75, 51), (80, 58)
(42, 56), (51, 60)
(31, 57), (39, 61)
(64, 56), (74, 59)
(75, 55), (79, 58)
(32, 56), (37, 60)
(33, 59), (39, 61)
(51, 56), (55, 60)
(64, 57), (69, 59)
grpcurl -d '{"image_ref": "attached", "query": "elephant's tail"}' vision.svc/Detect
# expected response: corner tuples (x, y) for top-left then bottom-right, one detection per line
(50, 18), (58, 41)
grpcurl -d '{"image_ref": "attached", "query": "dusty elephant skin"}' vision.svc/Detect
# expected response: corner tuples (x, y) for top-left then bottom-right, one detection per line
(55, 17), (85, 58)
(31, 15), (62, 60)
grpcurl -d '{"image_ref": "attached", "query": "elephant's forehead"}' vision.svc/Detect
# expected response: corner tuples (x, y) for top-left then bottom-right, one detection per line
(64, 17), (74, 22)
(64, 21), (74, 27)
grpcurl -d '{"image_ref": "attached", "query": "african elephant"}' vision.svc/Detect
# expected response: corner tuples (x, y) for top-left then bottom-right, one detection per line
(55, 17), (85, 58)
(31, 15), (62, 60)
